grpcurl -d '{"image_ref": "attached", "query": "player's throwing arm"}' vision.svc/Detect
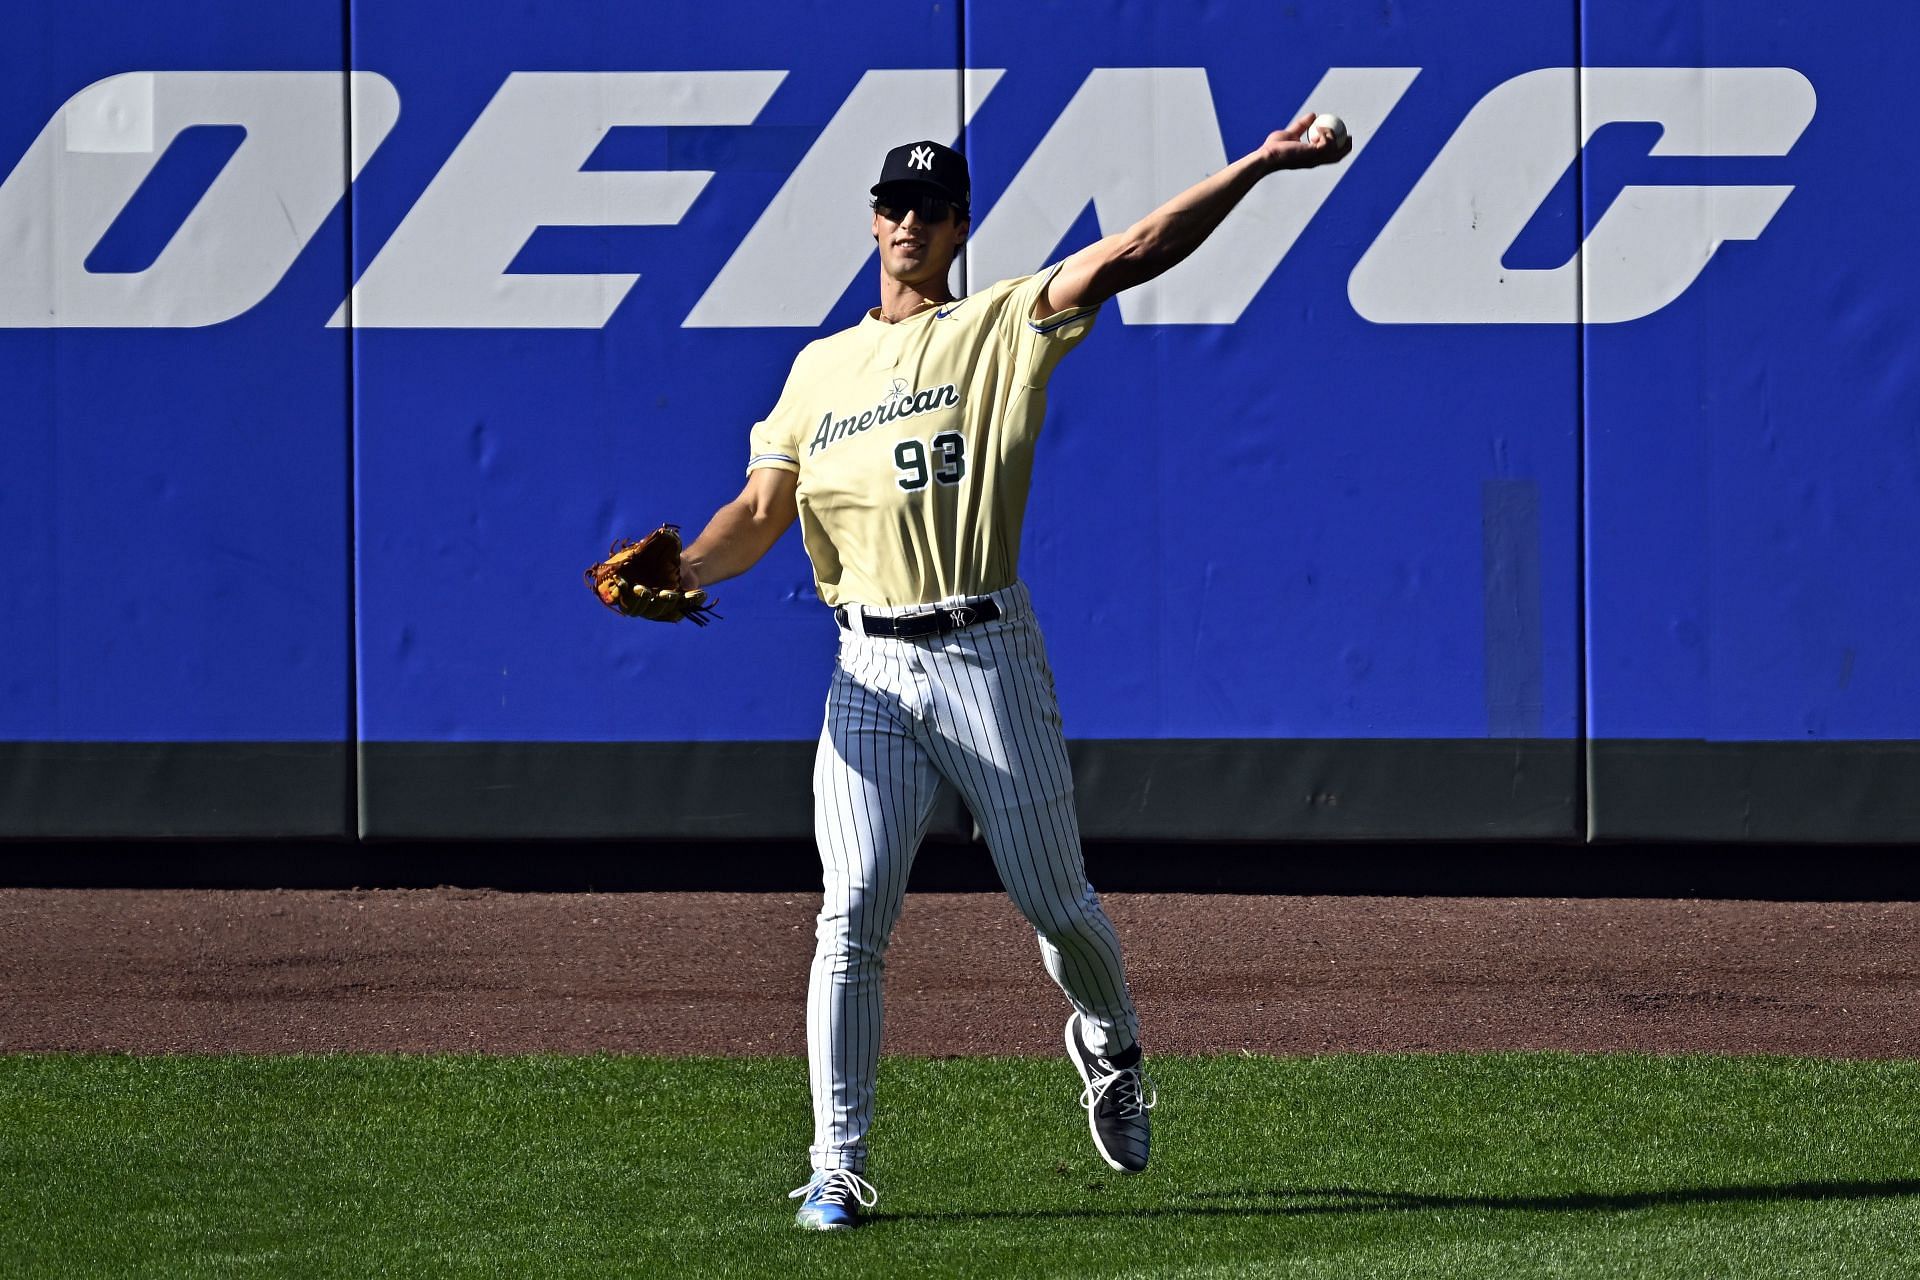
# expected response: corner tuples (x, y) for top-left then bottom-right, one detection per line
(1034, 109), (1351, 317)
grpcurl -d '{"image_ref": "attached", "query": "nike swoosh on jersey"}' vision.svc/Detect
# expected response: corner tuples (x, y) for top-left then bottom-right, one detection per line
(934, 299), (969, 319)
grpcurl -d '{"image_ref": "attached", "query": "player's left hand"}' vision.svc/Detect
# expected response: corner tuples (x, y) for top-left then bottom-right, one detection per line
(1257, 111), (1352, 171)
(584, 524), (720, 625)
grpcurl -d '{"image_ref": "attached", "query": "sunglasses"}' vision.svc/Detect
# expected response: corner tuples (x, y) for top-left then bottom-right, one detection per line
(873, 192), (961, 224)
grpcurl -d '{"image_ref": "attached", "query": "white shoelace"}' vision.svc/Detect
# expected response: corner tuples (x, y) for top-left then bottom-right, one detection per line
(789, 1169), (879, 1208)
(1081, 1062), (1158, 1119)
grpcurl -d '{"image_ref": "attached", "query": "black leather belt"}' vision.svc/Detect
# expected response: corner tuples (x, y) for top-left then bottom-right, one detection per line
(835, 597), (1002, 639)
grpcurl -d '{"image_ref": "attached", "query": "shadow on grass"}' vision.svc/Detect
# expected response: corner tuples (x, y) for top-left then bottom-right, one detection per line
(880, 1177), (1920, 1224)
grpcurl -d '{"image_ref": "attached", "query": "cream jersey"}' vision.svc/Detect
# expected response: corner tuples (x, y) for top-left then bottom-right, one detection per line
(746, 267), (1099, 608)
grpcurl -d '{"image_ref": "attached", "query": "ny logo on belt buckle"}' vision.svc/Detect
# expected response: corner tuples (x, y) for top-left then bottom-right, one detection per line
(943, 606), (976, 630)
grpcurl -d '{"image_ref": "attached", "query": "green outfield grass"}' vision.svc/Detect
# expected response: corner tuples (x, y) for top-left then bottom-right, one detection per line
(3, 1053), (1917, 1279)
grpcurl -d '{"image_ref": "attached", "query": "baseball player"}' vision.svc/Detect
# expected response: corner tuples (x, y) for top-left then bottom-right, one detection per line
(678, 115), (1350, 1230)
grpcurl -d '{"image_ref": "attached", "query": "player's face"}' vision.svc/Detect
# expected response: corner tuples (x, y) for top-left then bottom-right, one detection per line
(872, 190), (968, 287)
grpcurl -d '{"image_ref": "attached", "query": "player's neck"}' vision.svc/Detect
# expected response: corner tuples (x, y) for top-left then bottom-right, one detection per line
(875, 275), (954, 324)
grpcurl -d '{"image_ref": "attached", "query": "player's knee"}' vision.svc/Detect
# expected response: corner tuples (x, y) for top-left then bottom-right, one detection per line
(1042, 880), (1120, 939)
(814, 896), (897, 962)
(1023, 897), (1099, 945)
(813, 941), (886, 981)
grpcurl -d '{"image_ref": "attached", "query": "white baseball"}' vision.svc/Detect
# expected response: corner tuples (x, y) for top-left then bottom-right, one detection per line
(1308, 113), (1349, 148)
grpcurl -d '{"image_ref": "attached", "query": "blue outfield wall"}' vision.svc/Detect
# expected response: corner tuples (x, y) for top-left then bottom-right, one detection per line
(1, 0), (1915, 842)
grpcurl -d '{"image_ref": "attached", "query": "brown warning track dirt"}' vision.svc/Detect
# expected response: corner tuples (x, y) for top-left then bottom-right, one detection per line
(0, 889), (1914, 1057)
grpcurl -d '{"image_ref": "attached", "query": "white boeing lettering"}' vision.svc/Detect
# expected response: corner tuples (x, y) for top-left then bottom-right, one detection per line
(1348, 67), (1815, 324)
(967, 66), (1417, 324)
(333, 71), (784, 329)
(0, 71), (398, 328)
(684, 69), (1002, 328)
(0, 65), (1813, 329)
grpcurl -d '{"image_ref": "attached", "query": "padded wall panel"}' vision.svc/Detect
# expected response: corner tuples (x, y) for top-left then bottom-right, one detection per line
(346, 1), (970, 834)
(0, 3), (355, 835)
(1581, 0), (1920, 838)
(956, 0), (1584, 838)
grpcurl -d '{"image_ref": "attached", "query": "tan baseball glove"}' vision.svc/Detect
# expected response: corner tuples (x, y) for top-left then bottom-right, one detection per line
(584, 524), (718, 625)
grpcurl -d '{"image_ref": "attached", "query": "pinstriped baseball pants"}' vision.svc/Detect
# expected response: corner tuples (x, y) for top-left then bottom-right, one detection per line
(808, 581), (1140, 1174)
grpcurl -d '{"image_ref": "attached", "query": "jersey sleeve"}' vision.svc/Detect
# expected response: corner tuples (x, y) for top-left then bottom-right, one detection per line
(1000, 263), (1101, 389)
(745, 354), (809, 476)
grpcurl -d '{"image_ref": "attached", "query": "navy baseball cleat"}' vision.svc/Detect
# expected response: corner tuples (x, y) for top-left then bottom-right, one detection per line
(789, 1169), (877, 1231)
(1065, 1013), (1156, 1174)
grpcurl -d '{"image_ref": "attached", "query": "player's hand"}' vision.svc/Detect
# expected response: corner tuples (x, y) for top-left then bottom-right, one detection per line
(679, 555), (701, 592)
(1256, 111), (1352, 171)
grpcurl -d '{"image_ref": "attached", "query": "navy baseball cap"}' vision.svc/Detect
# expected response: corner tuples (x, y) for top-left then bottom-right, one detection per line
(871, 140), (970, 210)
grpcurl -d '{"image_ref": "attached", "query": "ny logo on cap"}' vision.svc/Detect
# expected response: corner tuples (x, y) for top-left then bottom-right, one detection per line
(908, 145), (934, 170)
